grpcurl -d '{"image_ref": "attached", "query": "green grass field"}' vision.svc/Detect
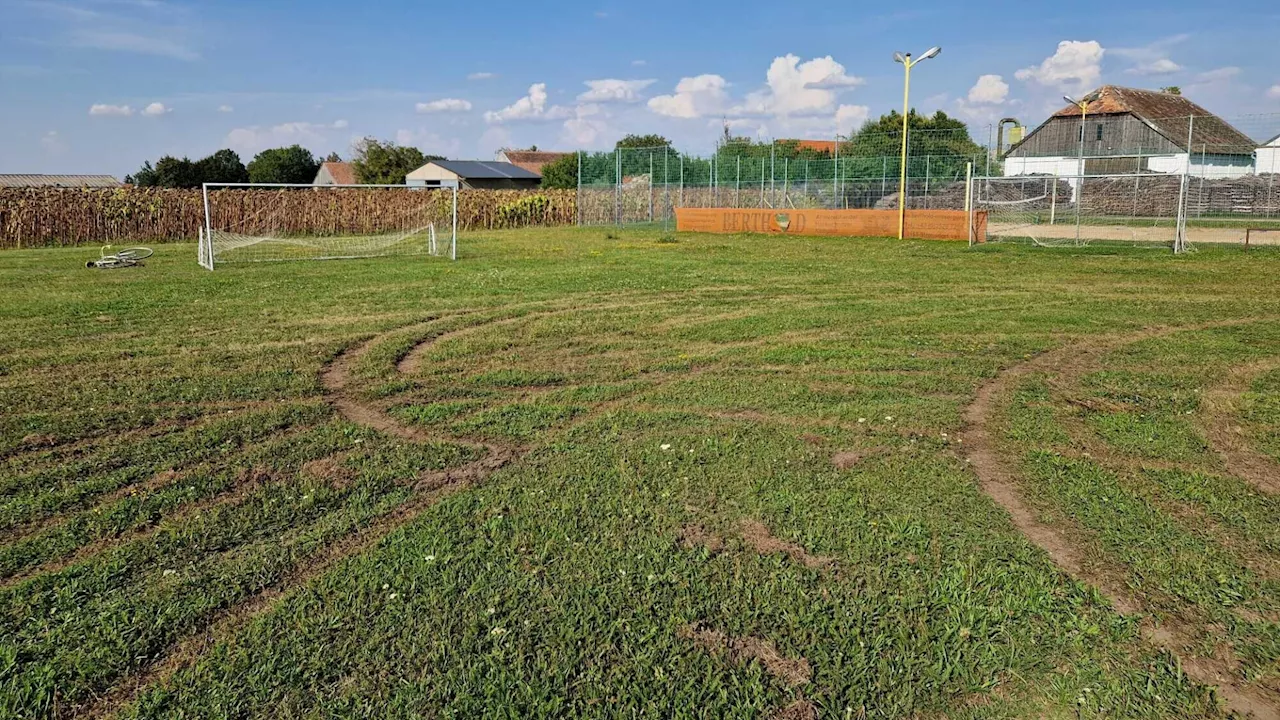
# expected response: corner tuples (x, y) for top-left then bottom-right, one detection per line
(3, 228), (1280, 719)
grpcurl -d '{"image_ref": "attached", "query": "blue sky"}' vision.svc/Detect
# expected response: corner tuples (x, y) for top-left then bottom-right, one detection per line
(2, 0), (1278, 177)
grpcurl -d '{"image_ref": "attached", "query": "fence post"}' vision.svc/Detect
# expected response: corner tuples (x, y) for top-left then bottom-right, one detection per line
(770, 145), (776, 206)
(576, 151), (582, 226)
(614, 150), (621, 226)
(760, 157), (765, 207)
(663, 147), (669, 224)
(736, 156), (741, 208)
(679, 156), (684, 208)
(965, 162), (974, 247)
(924, 155), (931, 209)
(1175, 115), (1195, 253)
(783, 157), (789, 207)
(1050, 173), (1058, 225)
(649, 152), (654, 223)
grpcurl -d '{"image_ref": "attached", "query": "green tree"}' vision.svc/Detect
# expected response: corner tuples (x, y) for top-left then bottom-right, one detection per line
(194, 149), (249, 184)
(615, 134), (671, 149)
(152, 156), (200, 188)
(840, 109), (984, 180)
(247, 145), (321, 184)
(351, 137), (444, 184)
(125, 161), (158, 187)
(1160, 86), (1182, 95)
(324, 152), (342, 163)
(539, 152), (579, 189)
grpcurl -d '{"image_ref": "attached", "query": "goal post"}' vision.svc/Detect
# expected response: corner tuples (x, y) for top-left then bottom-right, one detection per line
(198, 183), (457, 269)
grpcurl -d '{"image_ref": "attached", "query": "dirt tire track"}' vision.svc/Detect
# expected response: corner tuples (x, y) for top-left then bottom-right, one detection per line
(963, 320), (1280, 719)
(81, 315), (530, 720)
(1197, 357), (1280, 495)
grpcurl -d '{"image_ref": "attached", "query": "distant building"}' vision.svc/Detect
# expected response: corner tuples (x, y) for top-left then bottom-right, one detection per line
(0, 174), (123, 188)
(313, 162), (357, 186)
(1005, 86), (1257, 180)
(495, 150), (572, 177)
(1259, 134), (1280, 175)
(405, 160), (541, 190)
(776, 140), (838, 155)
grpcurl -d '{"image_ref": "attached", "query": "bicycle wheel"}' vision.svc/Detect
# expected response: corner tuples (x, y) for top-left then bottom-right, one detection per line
(116, 247), (154, 261)
(91, 256), (132, 269)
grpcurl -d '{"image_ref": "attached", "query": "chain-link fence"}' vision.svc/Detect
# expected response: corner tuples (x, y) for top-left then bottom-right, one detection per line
(577, 127), (987, 227)
(975, 112), (1280, 250)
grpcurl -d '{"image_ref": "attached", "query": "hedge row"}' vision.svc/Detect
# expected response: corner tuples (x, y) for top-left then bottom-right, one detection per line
(0, 187), (578, 249)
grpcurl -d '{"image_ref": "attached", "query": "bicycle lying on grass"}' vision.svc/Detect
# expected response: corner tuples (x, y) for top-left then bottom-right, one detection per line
(87, 246), (153, 269)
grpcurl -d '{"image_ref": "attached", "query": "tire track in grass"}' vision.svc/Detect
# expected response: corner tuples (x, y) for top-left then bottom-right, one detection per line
(963, 319), (1280, 720)
(1197, 357), (1280, 495)
(82, 314), (528, 720)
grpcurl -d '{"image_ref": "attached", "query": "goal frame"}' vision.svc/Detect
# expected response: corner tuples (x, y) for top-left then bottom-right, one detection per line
(199, 182), (458, 270)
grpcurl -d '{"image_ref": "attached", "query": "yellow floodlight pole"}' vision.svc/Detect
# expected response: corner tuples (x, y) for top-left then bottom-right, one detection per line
(894, 47), (940, 240)
(1063, 91), (1100, 244)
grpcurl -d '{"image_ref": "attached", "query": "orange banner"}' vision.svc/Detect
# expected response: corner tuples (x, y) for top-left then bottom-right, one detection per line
(675, 208), (986, 242)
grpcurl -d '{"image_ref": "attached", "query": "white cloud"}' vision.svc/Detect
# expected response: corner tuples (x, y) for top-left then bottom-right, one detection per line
(1129, 58), (1182, 76)
(141, 102), (170, 116)
(1015, 40), (1105, 90)
(1192, 66), (1241, 84)
(578, 79), (656, 103)
(739, 55), (865, 116)
(67, 29), (199, 61)
(40, 130), (68, 155)
(1269, 85), (1280, 100)
(467, 72), (496, 81)
(416, 98), (473, 113)
(1114, 35), (1187, 76)
(218, 104), (234, 113)
(484, 83), (572, 123)
(836, 105), (869, 134)
(559, 104), (612, 147)
(631, 60), (647, 67)
(89, 103), (134, 116)
(226, 122), (340, 155)
(647, 74), (730, 119)
(966, 75), (1009, 105)
(394, 128), (461, 157)
(332, 119), (349, 129)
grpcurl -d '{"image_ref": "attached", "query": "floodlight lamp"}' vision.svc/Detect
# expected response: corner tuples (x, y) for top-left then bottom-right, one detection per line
(919, 46), (941, 60)
(1063, 95), (1079, 105)
(893, 52), (906, 64)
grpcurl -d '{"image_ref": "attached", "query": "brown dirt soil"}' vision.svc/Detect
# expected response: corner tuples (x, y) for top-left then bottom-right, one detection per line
(770, 699), (819, 720)
(831, 448), (886, 470)
(676, 524), (726, 553)
(962, 319), (1280, 719)
(679, 623), (812, 688)
(301, 454), (358, 490)
(75, 322), (530, 720)
(2, 466), (278, 591)
(739, 519), (832, 570)
(1196, 357), (1280, 495)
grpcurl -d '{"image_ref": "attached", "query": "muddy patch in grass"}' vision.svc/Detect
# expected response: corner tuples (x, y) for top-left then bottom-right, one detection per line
(831, 447), (885, 470)
(676, 524), (726, 553)
(301, 455), (357, 490)
(679, 623), (812, 688)
(770, 699), (819, 720)
(739, 519), (832, 569)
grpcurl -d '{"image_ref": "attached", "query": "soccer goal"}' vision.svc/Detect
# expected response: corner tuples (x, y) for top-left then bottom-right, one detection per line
(198, 183), (457, 269)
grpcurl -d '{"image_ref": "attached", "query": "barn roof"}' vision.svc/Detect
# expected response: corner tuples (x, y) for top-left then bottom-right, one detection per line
(500, 151), (571, 176)
(0, 174), (123, 188)
(431, 160), (541, 180)
(1040, 85), (1256, 154)
(317, 161), (357, 185)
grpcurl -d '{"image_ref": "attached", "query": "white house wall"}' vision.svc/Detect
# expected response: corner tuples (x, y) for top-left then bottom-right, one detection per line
(1259, 147), (1280, 175)
(1003, 156), (1083, 178)
(1146, 153), (1255, 178)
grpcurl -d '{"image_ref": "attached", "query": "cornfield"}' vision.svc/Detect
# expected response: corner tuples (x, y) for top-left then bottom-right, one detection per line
(0, 188), (578, 249)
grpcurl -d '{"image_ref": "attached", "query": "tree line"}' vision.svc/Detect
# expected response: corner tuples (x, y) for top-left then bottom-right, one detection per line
(125, 138), (444, 187)
(538, 112), (987, 190)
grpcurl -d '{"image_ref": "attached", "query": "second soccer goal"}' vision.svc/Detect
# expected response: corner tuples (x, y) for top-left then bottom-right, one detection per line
(198, 183), (457, 270)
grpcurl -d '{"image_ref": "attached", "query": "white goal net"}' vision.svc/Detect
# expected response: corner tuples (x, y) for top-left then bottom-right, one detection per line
(198, 183), (456, 269)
